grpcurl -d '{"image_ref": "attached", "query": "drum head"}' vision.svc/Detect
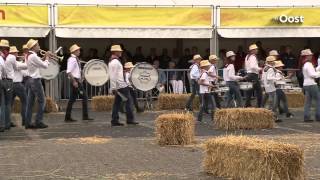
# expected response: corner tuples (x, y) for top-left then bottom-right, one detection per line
(83, 59), (109, 86)
(40, 59), (60, 80)
(130, 62), (159, 91)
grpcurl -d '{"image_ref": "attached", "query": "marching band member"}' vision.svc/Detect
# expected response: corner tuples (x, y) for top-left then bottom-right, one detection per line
(244, 44), (263, 107)
(124, 62), (144, 113)
(301, 49), (320, 122)
(10, 46), (28, 126)
(109, 45), (138, 126)
(223, 51), (244, 108)
(197, 60), (216, 122)
(185, 54), (202, 111)
(65, 44), (93, 122)
(274, 60), (294, 118)
(0, 39), (10, 132)
(25, 39), (49, 129)
(208, 55), (221, 108)
(262, 56), (282, 123)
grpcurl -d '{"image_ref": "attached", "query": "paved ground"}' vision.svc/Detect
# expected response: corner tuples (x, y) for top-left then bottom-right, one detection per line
(0, 108), (319, 180)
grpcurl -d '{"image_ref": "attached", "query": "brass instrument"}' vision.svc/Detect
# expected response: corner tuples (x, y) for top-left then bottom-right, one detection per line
(40, 49), (64, 61)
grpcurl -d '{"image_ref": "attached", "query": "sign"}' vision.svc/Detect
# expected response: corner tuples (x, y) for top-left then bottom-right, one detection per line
(220, 8), (320, 27)
(0, 5), (49, 26)
(57, 6), (212, 27)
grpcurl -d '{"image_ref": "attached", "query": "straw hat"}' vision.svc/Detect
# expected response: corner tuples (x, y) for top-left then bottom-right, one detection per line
(269, 50), (279, 56)
(124, 62), (134, 69)
(274, 60), (285, 67)
(193, 54), (202, 60)
(200, 60), (211, 67)
(249, 44), (258, 51)
(22, 44), (28, 50)
(209, 54), (219, 61)
(301, 49), (313, 56)
(226, 51), (236, 58)
(9, 46), (19, 53)
(70, 44), (81, 53)
(0, 39), (9, 47)
(26, 39), (38, 49)
(266, 56), (276, 62)
(110, 45), (123, 52)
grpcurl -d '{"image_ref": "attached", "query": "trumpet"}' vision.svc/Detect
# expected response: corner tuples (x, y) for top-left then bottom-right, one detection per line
(40, 49), (64, 61)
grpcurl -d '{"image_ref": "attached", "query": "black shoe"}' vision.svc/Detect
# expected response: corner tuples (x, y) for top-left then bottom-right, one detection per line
(5, 126), (10, 130)
(275, 119), (282, 123)
(22, 122), (25, 126)
(304, 119), (314, 123)
(127, 121), (139, 125)
(0, 127), (5, 132)
(136, 108), (144, 113)
(83, 117), (94, 121)
(111, 122), (124, 126)
(25, 124), (36, 129)
(279, 109), (284, 115)
(10, 122), (16, 127)
(65, 118), (77, 122)
(286, 113), (294, 118)
(35, 122), (48, 129)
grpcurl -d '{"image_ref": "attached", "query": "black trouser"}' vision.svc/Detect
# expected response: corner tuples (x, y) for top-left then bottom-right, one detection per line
(11, 82), (27, 125)
(0, 79), (13, 129)
(112, 87), (134, 123)
(186, 79), (201, 110)
(65, 79), (89, 120)
(245, 73), (263, 107)
(129, 87), (140, 110)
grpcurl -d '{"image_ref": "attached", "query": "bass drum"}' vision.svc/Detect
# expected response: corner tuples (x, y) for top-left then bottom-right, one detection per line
(130, 62), (159, 91)
(40, 59), (60, 80)
(83, 59), (109, 86)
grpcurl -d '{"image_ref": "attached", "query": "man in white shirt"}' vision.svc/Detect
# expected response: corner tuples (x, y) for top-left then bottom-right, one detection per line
(197, 60), (216, 122)
(25, 39), (49, 129)
(8, 46), (28, 127)
(262, 56), (282, 123)
(208, 55), (221, 108)
(0, 39), (10, 132)
(244, 44), (263, 107)
(185, 54), (202, 111)
(65, 44), (93, 122)
(301, 49), (320, 122)
(223, 51), (244, 108)
(109, 45), (138, 126)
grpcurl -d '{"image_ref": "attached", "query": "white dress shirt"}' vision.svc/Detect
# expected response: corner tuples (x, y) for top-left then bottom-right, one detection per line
(303, 61), (320, 86)
(189, 64), (201, 80)
(125, 71), (132, 87)
(13, 61), (28, 83)
(208, 64), (217, 82)
(27, 51), (49, 79)
(5, 54), (18, 80)
(223, 64), (242, 82)
(245, 54), (261, 74)
(108, 58), (128, 90)
(0, 55), (4, 80)
(66, 54), (81, 79)
(199, 72), (210, 94)
(262, 65), (280, 93)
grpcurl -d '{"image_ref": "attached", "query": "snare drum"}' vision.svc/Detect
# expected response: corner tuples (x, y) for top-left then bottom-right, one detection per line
(130, 62), (159, 91)
(212, 86), (229, 93)
(239, 82), (253, 90)
(83, 59), (109, 86)
(40, 59), (60, 80)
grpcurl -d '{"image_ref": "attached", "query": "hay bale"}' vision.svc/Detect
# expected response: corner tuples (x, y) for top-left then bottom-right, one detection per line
(214, 108), (275, 130)
(204, 135), (305, 180)
(12, 97), (58, 113)
(286, 92), (304, 108)
(155, 112), (195, 145)
(92, 95), (114, 111)
(157, 93), (200, 110)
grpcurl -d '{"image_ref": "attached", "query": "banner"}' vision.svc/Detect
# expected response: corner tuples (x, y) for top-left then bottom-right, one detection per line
(220, 8), (320, 27)
(57, 6), (212, 27)
(0, 5), (49, 26)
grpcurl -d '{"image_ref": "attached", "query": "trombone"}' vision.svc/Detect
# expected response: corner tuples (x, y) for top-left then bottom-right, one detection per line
(40, 48), (64, 62)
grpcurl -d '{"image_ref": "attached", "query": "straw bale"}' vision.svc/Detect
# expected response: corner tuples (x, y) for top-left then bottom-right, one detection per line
(92, 95), (114, 111)
(286, 92), (304, 108)
(204, 135), (305, 180)
(157, 93), (199, 110)
(12, 97), (58, 113)
(214, 108), (275, 130)
(155, 112), (195, 145)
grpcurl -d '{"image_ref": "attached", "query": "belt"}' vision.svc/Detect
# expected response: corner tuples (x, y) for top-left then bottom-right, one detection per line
(4, 78), (13, 81)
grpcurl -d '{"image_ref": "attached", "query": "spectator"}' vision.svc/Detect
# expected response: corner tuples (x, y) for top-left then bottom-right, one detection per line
(146, 48), (158, 64)
(153, 60), (166, 93)
(203, 48), (210, 60)
(86, 48), (99, 61)
(178, 48), (192, 69)
(191, 46), (198, 56)
(235, 46), (246, 72)
(256, 41), (267, 61)
(159, 48), (171, 69)
(172, 48), (180, 65)
(281, 45), (297, 69)
(168, 61), (184, 94)
(133, 46), (145, 63)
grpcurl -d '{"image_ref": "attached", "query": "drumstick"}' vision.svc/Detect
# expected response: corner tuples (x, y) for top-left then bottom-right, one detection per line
(116, 91), (128, 102)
